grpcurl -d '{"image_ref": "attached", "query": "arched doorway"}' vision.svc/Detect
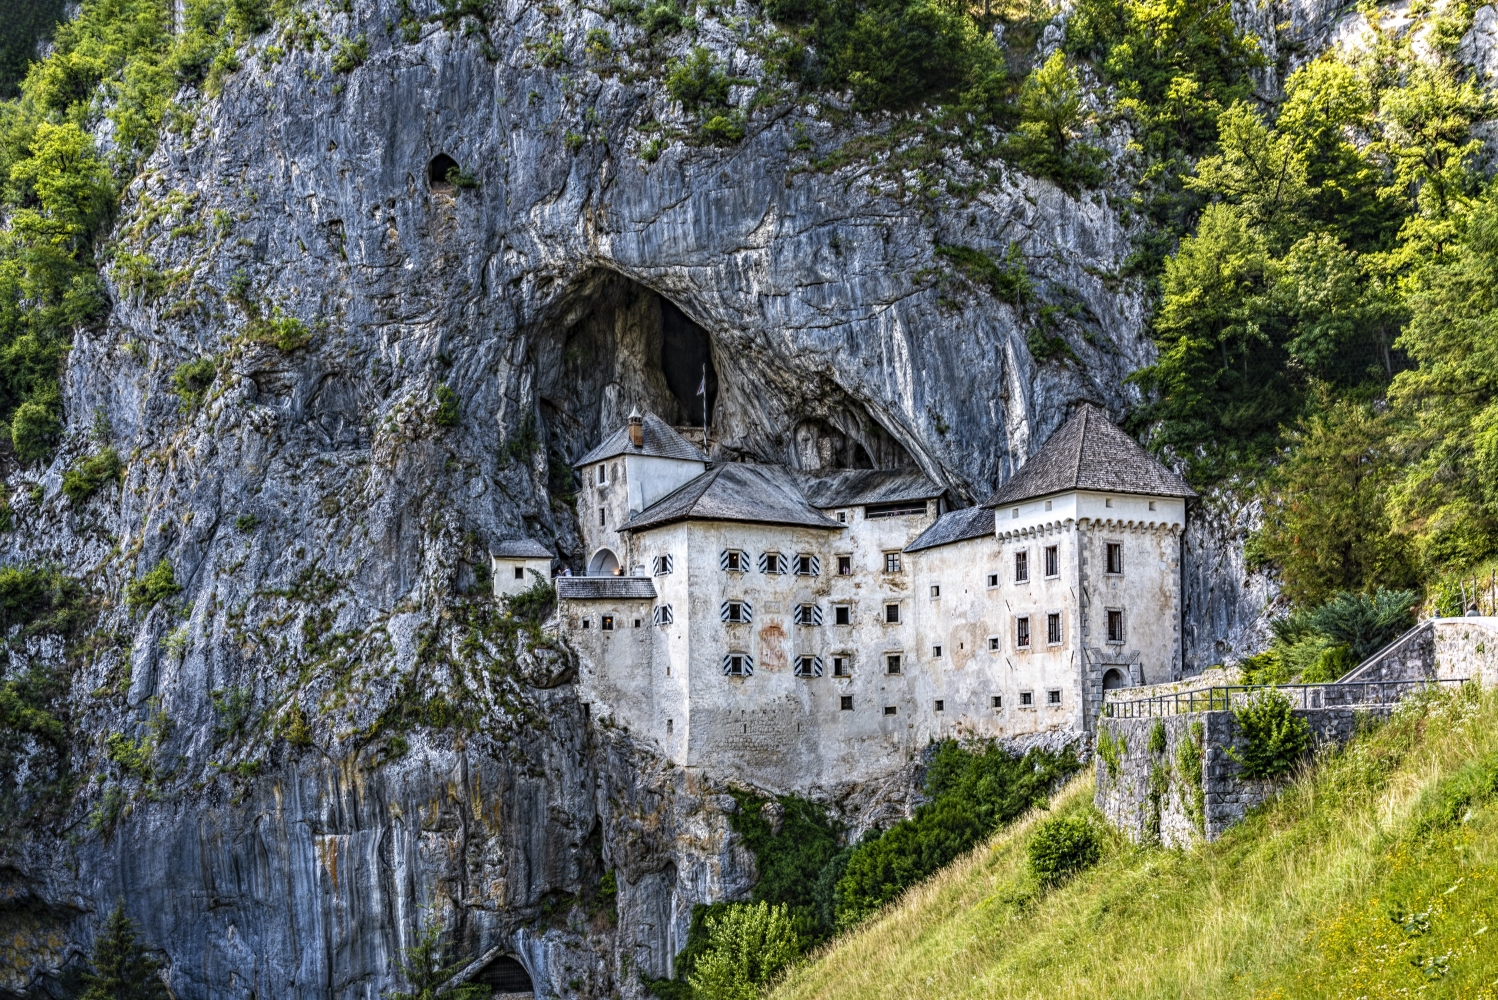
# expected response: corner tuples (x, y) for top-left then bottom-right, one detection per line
(1102, 668), (1128, 692)
(587, 547), (620, 576)
(474, 954), (534, 996)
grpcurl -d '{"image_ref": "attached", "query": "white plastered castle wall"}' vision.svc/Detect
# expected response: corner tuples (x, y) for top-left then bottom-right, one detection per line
(577, 454), (706, 574)
(491, 556), (554, 598)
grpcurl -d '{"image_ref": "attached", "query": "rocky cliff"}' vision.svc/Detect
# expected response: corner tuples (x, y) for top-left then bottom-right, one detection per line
(0, 0), (1397, 994)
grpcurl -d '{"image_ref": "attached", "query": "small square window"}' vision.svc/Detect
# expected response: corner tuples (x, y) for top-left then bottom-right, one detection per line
(582, 619), (591, 629)
(634, 618), (642, 628)
(795, 656), (823, 677)
(1047, 689), (1062, 705)
(1105, 498), (1114, 508)
(988, 636), (1000, 651)
(883, 705), (897, 716)
(796, 554), (818, 575)
(932, 644), (943, 657)
(840, 695), (853, 710)
(837, 510), (847, 522)
(1045, 545), (1058, 577)
(1106, 543), (1123, 575)
(885, 603), (900, 624)
(833, 655), (850, 677)
(1047, 613), (1062, 645)
(724, 550), (746, 572)
(1015, 550), (1029, 583)
(930, 584), (941, 598)
(724, 602), (747, 623)
(834, 605), (851, 626)
(886, 654), (902, 675)
(601, 616), (614, 631)
(838, 555), (852, 575)
(1044, 499), (1052, 511)
(934, 699), (944, 712)
(1021, 691), (1034, 706)
(1011, 507), (1019, 519)
(1148, 500), (1157, 511)
(1107, 608), (1124, 643)
(512, 566), (524, 580)
(991, 695), (1002, 708)
(653, 554), (674, 575)
(884, 552), (901, 573)
(987, 573), (998, 587)
(1016, 616), (1031, 648)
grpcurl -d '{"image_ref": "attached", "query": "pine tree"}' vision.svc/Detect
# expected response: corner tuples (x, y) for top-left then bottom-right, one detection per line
(78, 903), (169, 1000)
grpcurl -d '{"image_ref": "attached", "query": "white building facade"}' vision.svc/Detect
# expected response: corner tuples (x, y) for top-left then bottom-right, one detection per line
(555, 404), (1195, 792)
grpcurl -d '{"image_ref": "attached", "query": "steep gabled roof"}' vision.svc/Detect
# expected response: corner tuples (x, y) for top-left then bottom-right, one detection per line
(492, 539), (553, 559)
(575, 412), (707, 467)
(904, 505), (996, 553)
(796, 468), (944, 509)
(621, 463), (844, 533)
(557, 577), (657, 600)
(986, 404), (1196, 506)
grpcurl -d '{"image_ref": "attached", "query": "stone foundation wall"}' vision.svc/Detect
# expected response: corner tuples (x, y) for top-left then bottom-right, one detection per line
(1094, 707), (1385, 847)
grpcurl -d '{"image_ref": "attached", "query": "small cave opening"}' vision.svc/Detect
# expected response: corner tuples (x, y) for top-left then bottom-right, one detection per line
(473, 955), (534, 995)
(428, 153), (459, 189)
(659, 298), (717, 428)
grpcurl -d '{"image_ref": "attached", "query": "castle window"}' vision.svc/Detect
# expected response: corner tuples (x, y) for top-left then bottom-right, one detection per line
(1015, 550), (1029, 583)
(883, 552), (901, 573)
(1047, 689), (1062, 705)
(934, 699), (944, 712)
(634, 619), (641, 628)
(599, 508), (606, 526)
(653, 605), (673, 626)
(514, 566), (524, 580)
(795, 554), (820, 576)
(840, 695), (853, 710)
(991, 695), (1002, 708)
(759, 552), (786, 574)
(1020, 691), (1034, 706)
(930, 584), (940, 599)
(582, 619), (591, 629)
(721, 600), (752, 624)
(838, 555), (852, 575)
(794, 604), (823, 626)
(1045, 545), (1058, 577)
(886, 653), (902, 674)
(1045, 499), (1052, 511)
(722, 653), (754, 676)
(601, 616), (614, 631)
(932, 644), (942, 657)
(834, 604), (851, 626)
(832, 655), (850, 677)
(794, 656), (824, 677)
(837, 510), (846, 523)
(1106, 542), (1123, 575)
(1107, 608), (1124, 643)
(1011, 508), (1019, 519)
(653, 554), (674, 575)
(1015, 616), (1031, 648)
(1105, 498), (1114, 508)
(884, 603), (900, 624)
(1047, 613), (1062, 645)
(884, 705), (897, 716)
(721, 549), (747, 572)
(987, 573), (998, 588)
(596, 464), (607, 485)
(988, 636), (1000, 651)
(1149, 500), (1157, 511)
(667, 719), (673, 734)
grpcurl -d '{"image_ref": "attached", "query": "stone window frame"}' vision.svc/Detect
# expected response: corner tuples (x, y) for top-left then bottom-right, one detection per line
(1014, 614), (1032, 650)
(601, 615), (615, 631)
(511, 565), (525, 581)
(934, 699), (945, 712)
(987, 634), (1001, 652)
(722, 652), (754, 677)
(1106, 607), (1126, 644)
(986, 572), (999, 588)
(720, 549), (749, 573)
(991, 694), (1002, 709)
(1104, 540), (1124, 576)
(884, 602), (901, 624)
(839, 695), (853, 710)
(832, 603), (853, 626)
(1046, 610), (1063, 646)
(794, 553), (821, 576)
(759, 551), (786, 575)
(932, 643), (943, 658)
(1044, 544), (1059, 579)
(836, 554), (853, 575)
(596, 464), (608, 486)
(652, 554), (674, 576)
(653, 604), (673, 626)
(794, 603), (823, 626)
(883, 705), (898, 716)
(831, 652), (853, 677)
(930, 583), (941, 599)
(1046, 688), (1063, 706)
(794, 655), (824, 678)
(1014, 548), (1029, 583)
(1019, 689), (1035, 708)
(885, 651), (904, 675)
(882, 551), (902, 574)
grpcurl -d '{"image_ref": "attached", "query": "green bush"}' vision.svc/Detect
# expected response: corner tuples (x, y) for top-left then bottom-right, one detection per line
(0, 563), (85, 636)
(728, 790), (842, 917)
(666, 46), (731, 112)
(330, 33), (367, 73)
(249, 307), (312, 351)
(433, 383), (459, 427)
(1027, 815), (1103, 887)
(171, 356), (217, 410)
(125, 558), (181, 613)
(935, 243), (1030, 306)
(10, 396), (62, 463)
(1096, 726), (1124, 779)
(687, 901), (808, 1000)
(1229, 689), (1313, 780)
(62, 447), (123, 503)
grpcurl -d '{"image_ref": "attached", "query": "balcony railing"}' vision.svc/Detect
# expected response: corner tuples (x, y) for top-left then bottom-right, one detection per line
(1101, 678), (1470, 719)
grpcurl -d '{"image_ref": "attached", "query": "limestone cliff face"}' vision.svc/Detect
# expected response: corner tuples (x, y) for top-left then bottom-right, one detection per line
(0, 0), (1330, 993)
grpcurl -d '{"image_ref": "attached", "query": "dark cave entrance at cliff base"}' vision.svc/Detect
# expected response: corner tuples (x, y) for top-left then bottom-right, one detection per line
(475, 955), (534, 995)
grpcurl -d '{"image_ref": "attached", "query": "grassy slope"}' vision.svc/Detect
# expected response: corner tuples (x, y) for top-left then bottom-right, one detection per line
(774, 688), (1498, 1000)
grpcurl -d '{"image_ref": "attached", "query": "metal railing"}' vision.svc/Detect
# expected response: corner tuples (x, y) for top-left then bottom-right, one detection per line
(1102, 678), (1469, 719)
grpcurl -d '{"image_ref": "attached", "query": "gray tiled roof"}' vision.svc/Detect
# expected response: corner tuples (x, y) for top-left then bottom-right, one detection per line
(556, 577), (657, 600)
(575, 412), (708, 467)
(622, 463), (844, 533)
(986, 404), (1196, 506)
(492, 539), (553, 559)
(904, 505), (996, 553)
(796, 468), (944, 509)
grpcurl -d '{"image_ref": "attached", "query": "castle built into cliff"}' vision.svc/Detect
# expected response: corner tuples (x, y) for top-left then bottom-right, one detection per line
(493, 405), (1196, 791)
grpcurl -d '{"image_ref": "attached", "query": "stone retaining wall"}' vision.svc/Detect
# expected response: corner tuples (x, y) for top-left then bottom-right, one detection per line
(1094, 707), (1385, 847)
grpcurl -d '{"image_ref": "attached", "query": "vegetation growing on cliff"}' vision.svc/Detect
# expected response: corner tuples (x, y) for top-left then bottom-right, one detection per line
(774, 686), (1498, 1000)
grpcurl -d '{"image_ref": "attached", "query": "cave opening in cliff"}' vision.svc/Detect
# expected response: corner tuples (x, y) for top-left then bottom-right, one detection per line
(659, 297), (717, 428)
(428, 153), (458, 189)
(474, 955), (534, 995)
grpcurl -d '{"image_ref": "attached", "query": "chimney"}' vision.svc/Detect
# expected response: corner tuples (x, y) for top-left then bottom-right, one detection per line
(628, 407), (644, 448)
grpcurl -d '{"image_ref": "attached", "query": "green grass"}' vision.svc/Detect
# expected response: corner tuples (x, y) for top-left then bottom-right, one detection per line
(773, 686), (1498, 1000)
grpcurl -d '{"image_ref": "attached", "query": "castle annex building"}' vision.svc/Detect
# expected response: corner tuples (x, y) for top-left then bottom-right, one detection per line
(495, 405), (1196, 791)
